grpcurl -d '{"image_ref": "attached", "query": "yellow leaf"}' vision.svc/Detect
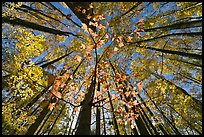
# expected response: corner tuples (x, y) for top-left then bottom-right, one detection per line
(81, 23), (88, 32)
(149, 22), (154, 26)
(153, 2), (158, 10)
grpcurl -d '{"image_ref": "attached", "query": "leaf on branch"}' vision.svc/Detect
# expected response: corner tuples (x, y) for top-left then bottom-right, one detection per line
(114, 47), (119, 52)
(117, 119), (123, 124)
(82, 9), (86, 14)
(81, 23), (88, 32)
(119, 41), (124, 47)
(127, 36), (133, 42)
(75, 55), (82, 62)
(137, 82), (144, 90)
(135, 19), (144, 26)
(125, 91), (130, 97)
(80, 43), (86, 50)
(132, 100), (138, 106)
(48, 103), (55, 111)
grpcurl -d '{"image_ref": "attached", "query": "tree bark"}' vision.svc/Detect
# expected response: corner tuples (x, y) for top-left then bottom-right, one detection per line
(65, 2), (96, 32)
(2, 16), (78, 37)
(129, 41), (202, 60)
(47, 103), (66, 135)
(25, 104), (50, 135)
(96, 81), (100, 135)
(75, 77), (95, 135)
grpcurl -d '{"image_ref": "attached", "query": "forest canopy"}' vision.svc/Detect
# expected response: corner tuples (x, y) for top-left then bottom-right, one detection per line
(2, 2), (202, 135)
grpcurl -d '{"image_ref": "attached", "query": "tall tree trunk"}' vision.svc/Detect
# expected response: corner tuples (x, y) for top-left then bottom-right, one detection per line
(109, 60), (150, 135)
(129, 41), (202, 60)
(143, 19), (202, 32)
(144, 89), (182, 135)
(96, 81), (100, 135)
(36, 108), (54, 135)
(137, 92), (169, 135)
(25, 104), (50, 135)
(2, 16), (78, 37)
(147, 69), (202, 113)
(168, 57), (202, 68)
(67, 116), (74, 135)
(107, 90), (120, 135)
(167, 104), (202, 134)
(47, 103), (66, 135)
(75, 77), (95, 135)
(102, 105), (107, 135)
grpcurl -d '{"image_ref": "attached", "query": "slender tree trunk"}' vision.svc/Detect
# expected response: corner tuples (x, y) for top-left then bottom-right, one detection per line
(25, 104), (50, 135)
(36, 108), (54, 135)
(96, 107), (101, 135)
(129, 42), (202, 60)
(47, 103), (66, 135)
(109, 60), (150, 135)
(39, 51), (73, 68)
(168, 57), (202, 68)
(136, 98), (159, 135)
(67, 116), (74, 135)
(167, 104), (202, 134)
(102, 105), (107, 135)
(64, 109), (74, 135)
(96, 81), (100, 135)
(106, 90), (120, 135)
(143, 19), (202, 32)
(137, 93), (169, 135)
(144, 89), (182, 135)
(2, 16), (78, 37)
(148, 69), (202, 113)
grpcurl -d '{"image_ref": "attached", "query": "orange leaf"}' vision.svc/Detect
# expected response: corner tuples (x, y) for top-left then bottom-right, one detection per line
(48, 103), (55, 111)
(127, 36), (133, 42)
(135, 19), (144, 26)
(119, 41), (124, 47)
(125, 91), (130, 97)
(82, 9), (86, 14)
(118, 84), (123, 89)
(75, 55), (82, 62)
(117, 119), (123, 124)
(55, 91), (62, 99)
(81, 23), (88, 32)
(132, 100), (138, 106)
(137, 82), (144, 90)
(113, 47), (119, 52)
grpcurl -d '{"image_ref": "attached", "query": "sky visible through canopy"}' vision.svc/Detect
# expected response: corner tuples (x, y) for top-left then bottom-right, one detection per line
(2, 2), (202, 135)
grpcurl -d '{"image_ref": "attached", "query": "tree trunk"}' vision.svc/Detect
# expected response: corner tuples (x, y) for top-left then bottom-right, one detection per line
(47, 103), (66, 135)
(25, 104), (50, 135)
(130, 42), (202, 60)
(75, 77), (95, 135)
(102, 106), (107, 135)
(96, 81), (100, 135)
(2, 16), (78, 37)
(107, 90), (120, 135)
